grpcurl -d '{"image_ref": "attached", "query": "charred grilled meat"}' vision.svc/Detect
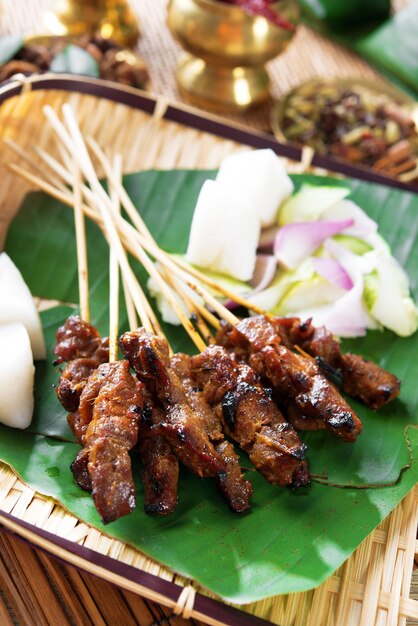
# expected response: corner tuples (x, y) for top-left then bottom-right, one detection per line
(217, 316), (362, 443)
(54, 316), (109, 414)
(139, 393), (179, 516)
(273, 317), (400, 410)
(172, 353), (252, 512)
(190, 345), (309, 488)
(71, 360), (143, 524)
(119, 329), (226, 479)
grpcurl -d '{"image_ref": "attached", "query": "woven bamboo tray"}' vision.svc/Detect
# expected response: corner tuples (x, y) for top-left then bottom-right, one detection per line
(0, 74), (417, 626)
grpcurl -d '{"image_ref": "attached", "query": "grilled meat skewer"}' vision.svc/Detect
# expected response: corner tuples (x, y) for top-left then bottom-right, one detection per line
(172, 353), (253, 512)
(71, 360), (143, 524)
(190, 345), (310, 488)
(119, 329), (227, 479)
(273, 317), (400, 410)
(217, 316), (362, 443)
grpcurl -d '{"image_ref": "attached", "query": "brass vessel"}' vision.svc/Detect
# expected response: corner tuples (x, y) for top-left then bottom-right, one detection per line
(167, 0), (299, 113)
(44, 0), (140, 48)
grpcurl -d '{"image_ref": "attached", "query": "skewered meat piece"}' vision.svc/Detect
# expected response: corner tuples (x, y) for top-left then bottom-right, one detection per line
(217, 317), (362, 443)
(172, 353), (252, 512)
(139, 394), (179, 516)
(54, 315), (109, 414)
(71, 360), (143, 524)
(273, 317), (400, 410)
(119, 329), (226, 479)
(190, 345), (309, 488)
(54, 315), (109, 364)
(68, 362), (109, 444)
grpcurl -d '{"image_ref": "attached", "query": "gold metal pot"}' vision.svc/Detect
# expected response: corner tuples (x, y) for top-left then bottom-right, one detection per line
(44, 0), (140, 48)
(167, 0), (299, 113)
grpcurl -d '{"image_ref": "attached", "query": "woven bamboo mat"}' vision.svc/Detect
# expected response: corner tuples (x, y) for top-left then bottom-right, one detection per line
(0, 0), (412, 133)
(0, 85), (417, 626)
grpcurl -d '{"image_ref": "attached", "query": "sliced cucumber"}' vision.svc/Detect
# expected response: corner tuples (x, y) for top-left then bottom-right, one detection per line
(364, 254), (418, 336)
(277, 184), (350, 226)
(333, 234), (373, 255)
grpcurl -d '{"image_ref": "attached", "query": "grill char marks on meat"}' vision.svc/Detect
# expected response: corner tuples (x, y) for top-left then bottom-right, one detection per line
(171, 353), (252, 512)
(54, 316), (109, 414)
(190, 345), (309, 488)
(139, 394), (179, 516)
(71, 360), (143, 524)
(119, 329), (226, 479)
(217, 316), (362, 443)
(274, 317), (400, 410)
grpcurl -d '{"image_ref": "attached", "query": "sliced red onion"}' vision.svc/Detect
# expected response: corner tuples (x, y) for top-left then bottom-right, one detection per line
(274, 219), (354, 269)
(258, 225), (280, 252)
(312, 257), (353, 291)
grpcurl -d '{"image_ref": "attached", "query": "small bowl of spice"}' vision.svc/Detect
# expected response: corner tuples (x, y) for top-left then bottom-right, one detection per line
(272, 78), (418, 184)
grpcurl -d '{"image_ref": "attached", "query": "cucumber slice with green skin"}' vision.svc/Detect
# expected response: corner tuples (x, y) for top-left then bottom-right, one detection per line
(277, 184), (350, 226)
(332, 234), (373, 255)
(364, 254), (418, 337)
(273, 276), (345, 315)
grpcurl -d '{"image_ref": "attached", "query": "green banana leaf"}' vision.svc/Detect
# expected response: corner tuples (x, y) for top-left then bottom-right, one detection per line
(352, 2), (418, 97)
(300, 0), (391, 30)
(300, 1), (418, 100)
(2, 170), (418, 604)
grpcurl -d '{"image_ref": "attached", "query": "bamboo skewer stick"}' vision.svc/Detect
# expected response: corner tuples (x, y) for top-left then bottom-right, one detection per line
(108, 154), (122, 362)
(111, 155), (138, 334)
(72, 158), (90, 323)
(4, 138), (68, 192)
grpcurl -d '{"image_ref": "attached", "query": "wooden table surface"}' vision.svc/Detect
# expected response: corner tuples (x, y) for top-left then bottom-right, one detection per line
(0, 529), (205, 626)
(0, 1), (415, 625)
